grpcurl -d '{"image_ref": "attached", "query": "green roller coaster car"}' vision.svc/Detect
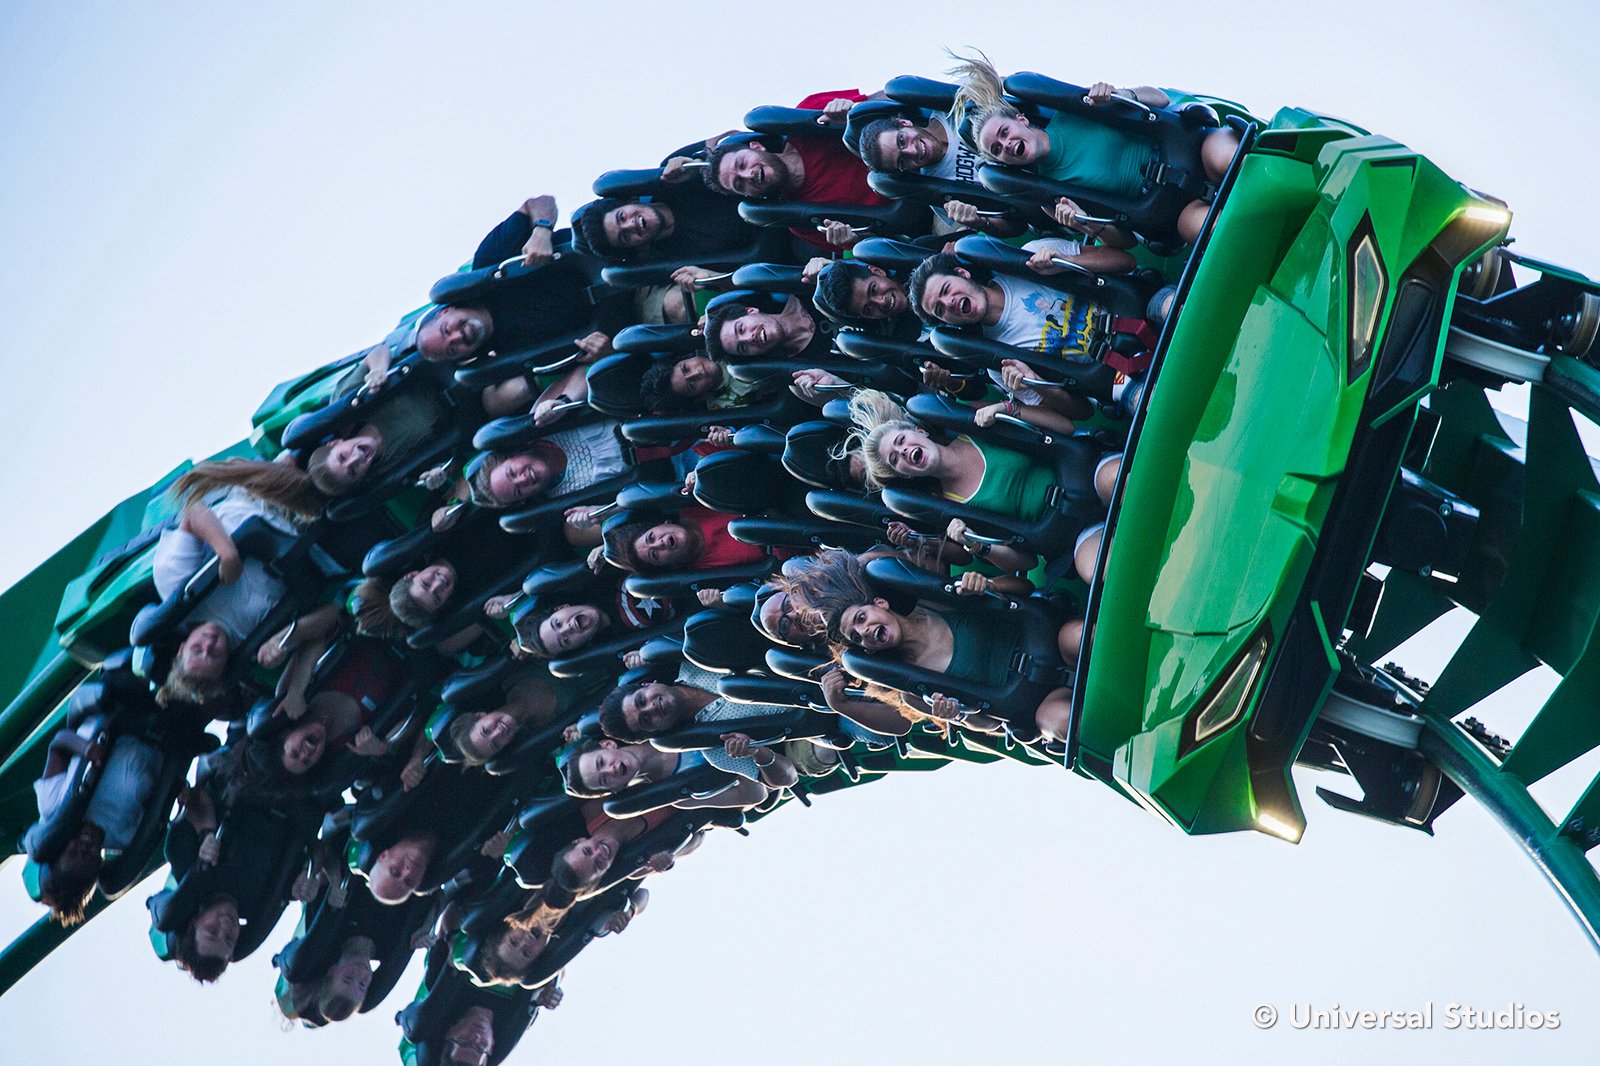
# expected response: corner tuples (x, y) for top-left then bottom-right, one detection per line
(1074, 106), (1511, 840)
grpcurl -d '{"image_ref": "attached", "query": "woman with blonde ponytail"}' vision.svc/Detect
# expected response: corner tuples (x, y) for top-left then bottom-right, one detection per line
(836, 388), (1114, 583)
(946, 50), (1240, 244)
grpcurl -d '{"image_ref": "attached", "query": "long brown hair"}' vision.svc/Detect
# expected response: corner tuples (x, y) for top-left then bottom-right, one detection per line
(506, 881), (577, 936)
(172, 458), (326, 519)
(350, 577), (407, 641)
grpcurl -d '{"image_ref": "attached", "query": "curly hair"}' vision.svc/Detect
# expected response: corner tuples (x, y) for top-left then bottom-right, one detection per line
(812, 261), (874, 328)
(570, 197), (628, 259)
(596, 682), (650, 742)
(638, 357), (697, 413)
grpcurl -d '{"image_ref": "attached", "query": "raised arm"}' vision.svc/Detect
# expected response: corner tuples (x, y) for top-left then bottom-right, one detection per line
(178, 504), (242, 584)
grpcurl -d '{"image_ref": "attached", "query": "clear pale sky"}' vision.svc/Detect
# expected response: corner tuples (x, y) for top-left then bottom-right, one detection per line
(1, 3), (1597, 1065)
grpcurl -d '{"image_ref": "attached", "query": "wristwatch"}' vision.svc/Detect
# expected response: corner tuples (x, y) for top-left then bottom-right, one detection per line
(532, 217), (555, 230)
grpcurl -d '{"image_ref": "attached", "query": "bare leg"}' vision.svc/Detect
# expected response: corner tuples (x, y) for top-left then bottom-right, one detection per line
(1035, 687), (1075, 743)
(1178, 200), (1210, 245)
(1058, 619), (1084, 662)
(1075, 527), (1103, 584)
(1094, 454), (1121, 504)
(1201, 128), (1241, 182)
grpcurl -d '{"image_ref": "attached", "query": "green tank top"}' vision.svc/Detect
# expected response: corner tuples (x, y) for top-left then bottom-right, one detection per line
(946, 437), (1054, 522)
(943, 608), (1019, 690)
(1038, 111), (1155, 201)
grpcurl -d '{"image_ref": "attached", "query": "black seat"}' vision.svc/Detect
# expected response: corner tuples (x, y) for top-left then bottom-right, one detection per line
(691, 450), (807, 516)
(620, 392), (804, 446)
(727, 515), (881, 554)
(680, 608), (779, 674)
(548, 620), (681, 681)
(427, 245), (570, 305)
(803, 489), (903, 536)
(866, 170), (1024, 220)
(831, 330), (942, 375)
(622, 560), (777, 603)
(612, 322), (702, 355)
(927, 327), (1121, 404)
(471, 402), (607, 453)
(851, 237), (939, 275)
(600, 761), (741, 818)
(600, 250), (753, 290)
(744, 105), (844, 139)
(498, 469), (637, 535)
(451, 330), (590, 391)
(782, 421), (853, 490)
(731, 423), (786, 455)
(649, 700), (835, 752)
(737, 198), (930, 241)
(729, 263), (809, 296)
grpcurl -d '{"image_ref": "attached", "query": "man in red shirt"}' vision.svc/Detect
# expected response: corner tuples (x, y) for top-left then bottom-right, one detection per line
(702, 89), (889, 250)
(601, 504), (769, 575)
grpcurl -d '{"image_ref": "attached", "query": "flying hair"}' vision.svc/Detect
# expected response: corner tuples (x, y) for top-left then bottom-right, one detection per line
(945, 49), (1024, 156)
(834, 389), (918, 488)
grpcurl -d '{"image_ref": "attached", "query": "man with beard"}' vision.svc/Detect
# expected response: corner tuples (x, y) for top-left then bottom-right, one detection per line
(703, 89), (889, 251)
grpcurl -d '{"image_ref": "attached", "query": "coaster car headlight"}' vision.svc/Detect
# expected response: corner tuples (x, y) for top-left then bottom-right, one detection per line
(1180, 630), (1271, 757)
(1347, 216), (1387, 381)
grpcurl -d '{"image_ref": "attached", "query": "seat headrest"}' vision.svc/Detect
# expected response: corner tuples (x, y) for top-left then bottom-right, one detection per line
(691, 450), (795, 515)
(681, 608), (777, 674)
(612, 322), (702, 355)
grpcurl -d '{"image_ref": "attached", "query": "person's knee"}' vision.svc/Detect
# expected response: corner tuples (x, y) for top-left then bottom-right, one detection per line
(1058, 618), (1084, 662)
(1202, 128), (1240, 180)
(1145, 284), (1177, 330)
(1035, 692), (1073, 743)
(1074, 526), (1104, 585)
(1094, 454), (1121, 504)
(1178, 201), (1209, 245)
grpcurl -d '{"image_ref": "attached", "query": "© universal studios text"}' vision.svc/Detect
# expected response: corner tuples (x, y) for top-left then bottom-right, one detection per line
(1284, 1002), (1559, 1030)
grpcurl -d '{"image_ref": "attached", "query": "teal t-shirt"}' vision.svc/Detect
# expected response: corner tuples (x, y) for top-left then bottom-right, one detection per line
(1037, 111), (1154, 200)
